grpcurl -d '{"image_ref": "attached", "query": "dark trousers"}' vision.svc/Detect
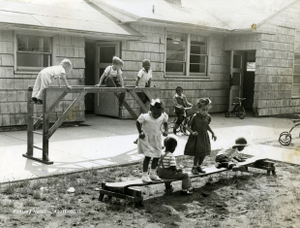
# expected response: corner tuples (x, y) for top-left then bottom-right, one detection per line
(157, 168), (191, 190)
(105, 76), (125, 106)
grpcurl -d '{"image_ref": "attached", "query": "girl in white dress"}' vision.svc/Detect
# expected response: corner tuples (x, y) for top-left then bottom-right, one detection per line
(136, 99), (168, 183)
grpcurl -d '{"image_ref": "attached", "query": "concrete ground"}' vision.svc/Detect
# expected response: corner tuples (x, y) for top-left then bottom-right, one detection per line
(0, 113), (299, 184)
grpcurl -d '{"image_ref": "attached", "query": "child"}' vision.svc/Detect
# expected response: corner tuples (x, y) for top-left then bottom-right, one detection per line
(173, 86), (193, 134)
(215, 137), (248, 171)
(133, 59), (152, 144)
(136, 98), (168, 183)
(95, 56), (125, 105)
(184, 98), (217, 174)
(31, 59), (72, 104)
(157, 137), (193, 195)
(135, 59), (152, 104)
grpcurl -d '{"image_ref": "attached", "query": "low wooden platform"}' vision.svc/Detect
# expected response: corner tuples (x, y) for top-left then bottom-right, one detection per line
(99, 158), (276, 206)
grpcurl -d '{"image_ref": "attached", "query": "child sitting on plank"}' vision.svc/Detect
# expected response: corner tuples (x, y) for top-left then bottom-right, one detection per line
(158, 137), (193, 195)
(215, 137), (248, 171)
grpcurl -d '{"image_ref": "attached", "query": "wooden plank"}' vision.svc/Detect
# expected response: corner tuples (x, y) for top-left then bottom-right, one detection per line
(99, 189), (143, 202)
(127, 89), (148, 113)
(46, 89), (88, 139)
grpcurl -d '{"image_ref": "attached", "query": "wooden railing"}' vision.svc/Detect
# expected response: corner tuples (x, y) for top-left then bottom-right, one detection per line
(23, 86), (161, 164)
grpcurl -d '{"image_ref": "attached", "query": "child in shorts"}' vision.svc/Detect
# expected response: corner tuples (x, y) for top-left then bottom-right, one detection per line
(215, 137), (248, 171)
(158, 137), (193, 195)
(95, 56), (125, 106)
(173, 86), (193, 134)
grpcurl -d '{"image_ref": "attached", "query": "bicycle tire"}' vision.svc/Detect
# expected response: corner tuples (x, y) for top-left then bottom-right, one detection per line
(180, 117), (190, 136)
(278, 132), (292, 146)
(238, 107), (246, 119)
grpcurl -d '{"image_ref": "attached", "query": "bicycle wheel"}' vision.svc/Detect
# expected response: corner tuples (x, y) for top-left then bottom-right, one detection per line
(225, 111), (230, 117)
(278, 132), (292, 146)
(180, 117), (190, 136)
(238, 107), (246, 119)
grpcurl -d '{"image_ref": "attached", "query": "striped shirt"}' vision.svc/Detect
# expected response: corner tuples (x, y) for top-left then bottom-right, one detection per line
(160, 152), (176, 168)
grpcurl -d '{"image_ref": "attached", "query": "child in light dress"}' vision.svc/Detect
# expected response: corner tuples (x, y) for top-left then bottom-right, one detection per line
(136, 98), (168, 183)
(157, 137), (193, 195)
(215, 137), (248, 171)
(184, 98), (217, 174)
(31, 59), (72, 104)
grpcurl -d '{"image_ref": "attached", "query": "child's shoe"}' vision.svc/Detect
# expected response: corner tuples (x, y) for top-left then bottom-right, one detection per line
(197, 166), (206, 173)
(142, 175), (152, 183)
(133, 139), (138, 144)
(181, 189), (193, 195)
(149, 173), (161, 182)
(232, 166), (247, 172)
(36, 99), (43, 105)
(31, 97), (37, 103)
(191, 167), (199, 174)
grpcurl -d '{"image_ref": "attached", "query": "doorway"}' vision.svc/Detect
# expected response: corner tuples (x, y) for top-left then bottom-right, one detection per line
(229, 50), (255, 113)
(84, 41), (121, 116)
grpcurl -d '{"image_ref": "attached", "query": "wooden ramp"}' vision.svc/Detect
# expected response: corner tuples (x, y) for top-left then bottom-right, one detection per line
(99, 158), (276, 206)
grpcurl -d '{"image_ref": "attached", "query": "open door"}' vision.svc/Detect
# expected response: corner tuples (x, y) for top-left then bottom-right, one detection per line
(229, 51), (244, 110)
(94, 42), (120, 116)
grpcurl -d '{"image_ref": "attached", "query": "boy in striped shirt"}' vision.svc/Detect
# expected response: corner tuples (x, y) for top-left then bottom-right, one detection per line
(157, 137), (193, 195)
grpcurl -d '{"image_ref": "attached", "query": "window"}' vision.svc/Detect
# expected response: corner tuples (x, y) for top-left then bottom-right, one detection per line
(16, 35), (52, 72)
(293, 31), (300, 96)
(166, 32), (208, 76)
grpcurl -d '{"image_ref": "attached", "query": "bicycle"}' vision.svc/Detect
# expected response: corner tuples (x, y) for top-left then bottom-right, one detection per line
(225, 97), (246, 119)
(172, 106), (193, 136)
(278, 118), (300, 146)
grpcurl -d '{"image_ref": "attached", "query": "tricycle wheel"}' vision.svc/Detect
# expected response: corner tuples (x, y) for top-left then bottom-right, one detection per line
(238, 107), (246, 119)
(278, 132), (292, 146)
(225, 111), (230, 117)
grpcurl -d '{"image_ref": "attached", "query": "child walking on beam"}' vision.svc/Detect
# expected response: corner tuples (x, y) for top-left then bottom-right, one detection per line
(184, 98), (217, 174)
(136, 98), (168, 183)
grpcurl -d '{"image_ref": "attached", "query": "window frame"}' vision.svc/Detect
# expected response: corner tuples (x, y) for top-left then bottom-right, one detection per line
(14, 32), (53, 74)
(165, 32), (209, 78)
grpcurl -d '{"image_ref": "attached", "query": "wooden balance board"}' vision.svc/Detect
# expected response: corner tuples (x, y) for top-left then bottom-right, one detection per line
(104, 157), (268, 189)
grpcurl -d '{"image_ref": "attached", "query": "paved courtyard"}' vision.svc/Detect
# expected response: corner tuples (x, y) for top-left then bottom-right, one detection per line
(0, 113), (299, 184)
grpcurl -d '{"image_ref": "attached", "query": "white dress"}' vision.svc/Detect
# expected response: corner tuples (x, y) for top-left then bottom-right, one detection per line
(137, 111), (168, 158)
(32, 65), (66, 100)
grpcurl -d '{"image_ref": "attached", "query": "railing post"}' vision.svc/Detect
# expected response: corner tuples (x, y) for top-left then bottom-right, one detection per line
(26, 86), (34, 156)
(42, 88), (50, 162)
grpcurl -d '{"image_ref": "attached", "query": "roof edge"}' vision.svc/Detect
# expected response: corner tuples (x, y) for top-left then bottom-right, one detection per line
(257, 0), (300, 27)
(0, 23), (146, 41)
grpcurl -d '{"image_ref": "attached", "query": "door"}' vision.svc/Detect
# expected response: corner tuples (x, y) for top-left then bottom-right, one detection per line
(94, 42), (120, 116)
(229, 51), (244, 110)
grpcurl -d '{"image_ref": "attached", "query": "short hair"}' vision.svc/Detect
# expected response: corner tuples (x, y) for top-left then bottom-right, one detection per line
(142, 59), (150, 65)
(150, 98), (164, 109)
(176, 86), (183, 91)
(112, 56), (124, 66)
(60, 59), (72, 68)
(164, 137), (178, 152)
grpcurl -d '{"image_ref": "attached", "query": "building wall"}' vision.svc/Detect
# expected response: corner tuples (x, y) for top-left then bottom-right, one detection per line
(253, 1), (300, 116)
(0, 30), (85, 127)
(120, 24), (230, 118)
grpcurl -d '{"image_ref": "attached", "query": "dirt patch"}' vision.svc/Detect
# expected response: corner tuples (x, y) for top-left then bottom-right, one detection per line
(1, 154), (300, 227)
